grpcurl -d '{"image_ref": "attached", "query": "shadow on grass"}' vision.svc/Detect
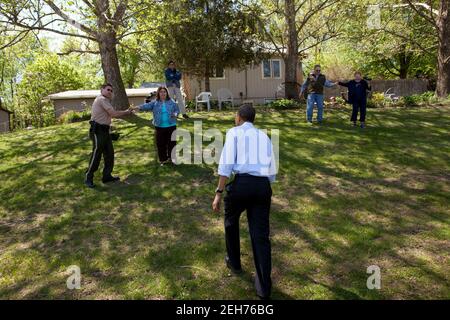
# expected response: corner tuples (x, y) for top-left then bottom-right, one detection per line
(0, 106), (449, 299)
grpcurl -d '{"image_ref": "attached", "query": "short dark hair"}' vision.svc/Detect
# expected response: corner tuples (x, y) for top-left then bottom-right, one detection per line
(238, 104), (256, 123)
(101, 83), (113, 89)
(168, 60), (175, 65)
(314, 64), (321, 69)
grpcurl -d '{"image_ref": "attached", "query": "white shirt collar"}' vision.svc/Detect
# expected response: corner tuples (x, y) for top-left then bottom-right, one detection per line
(238, 121), (254, 129)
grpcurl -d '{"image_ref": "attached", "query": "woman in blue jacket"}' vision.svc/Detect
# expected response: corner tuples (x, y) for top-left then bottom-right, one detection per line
(137, 86), (180, 165)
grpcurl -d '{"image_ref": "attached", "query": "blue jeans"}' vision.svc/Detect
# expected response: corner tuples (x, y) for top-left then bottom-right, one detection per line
(306, 93), (324, 122)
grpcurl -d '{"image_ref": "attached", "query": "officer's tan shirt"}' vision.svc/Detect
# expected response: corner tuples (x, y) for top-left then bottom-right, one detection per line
(91, 95), (114, 125)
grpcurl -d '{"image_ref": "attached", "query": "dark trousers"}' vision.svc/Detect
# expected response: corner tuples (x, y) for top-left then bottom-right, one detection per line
(85, 122), (114, 181)
(351, 101), (367, 122)
(224, 175), (272, 298)
(155, 126), (176, 163)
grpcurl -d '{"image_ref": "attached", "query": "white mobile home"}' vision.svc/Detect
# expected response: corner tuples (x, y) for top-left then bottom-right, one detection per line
(183, 57), (303, 106)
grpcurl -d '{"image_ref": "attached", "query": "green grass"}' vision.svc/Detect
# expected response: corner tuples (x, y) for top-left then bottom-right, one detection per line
(0, 104), (449, 299)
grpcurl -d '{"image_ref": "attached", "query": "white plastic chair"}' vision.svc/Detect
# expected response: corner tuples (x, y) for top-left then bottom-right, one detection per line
(195, 92), (212, 111)
(275, 83), (285, 99)
(217, 88), (233, 110)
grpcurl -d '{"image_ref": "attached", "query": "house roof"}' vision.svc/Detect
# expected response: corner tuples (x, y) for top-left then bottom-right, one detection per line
(140, 82), (165, 88)
(46, 88), (157, 101)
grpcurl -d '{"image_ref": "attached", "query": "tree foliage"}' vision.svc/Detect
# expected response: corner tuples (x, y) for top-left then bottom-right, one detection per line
(16, 53), (85, 127)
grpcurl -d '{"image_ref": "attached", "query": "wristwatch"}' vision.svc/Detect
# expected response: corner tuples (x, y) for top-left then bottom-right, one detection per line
(215, 188), (224, 194)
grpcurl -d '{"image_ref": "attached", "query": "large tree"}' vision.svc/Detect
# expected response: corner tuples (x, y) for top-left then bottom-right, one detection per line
(339, 1), (437, 80)
(366, 0), (450, 96)
(402, 0), (450, 97)
(148, 0), (262, 93)
(243, 0), (345, 100)
(0, 0), (156, 109)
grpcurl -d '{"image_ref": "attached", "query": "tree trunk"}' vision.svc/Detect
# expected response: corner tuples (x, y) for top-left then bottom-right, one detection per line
(398, 47), (411, 79)
(98, 32), (129, 110)
(284, 0), (299, 100)
(204, 64), (210, 93)
(436, 0), (450, 97)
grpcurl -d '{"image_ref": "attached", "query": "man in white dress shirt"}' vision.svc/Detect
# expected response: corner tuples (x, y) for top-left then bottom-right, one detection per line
(212, 104), (277, 300)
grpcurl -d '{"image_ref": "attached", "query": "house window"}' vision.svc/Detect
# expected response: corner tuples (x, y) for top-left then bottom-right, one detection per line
(211, 66), (225, 79)
(262, 59), (281, 79)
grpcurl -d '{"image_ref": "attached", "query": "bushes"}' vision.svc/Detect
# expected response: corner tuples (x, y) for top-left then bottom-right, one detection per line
(402, 92), (439, 106)
(185, 100), (196, 111)
(367, 92), (387, 108)
(59, 109), (91, 124)
(17, 53), (85, 128)
(185, 99), (222, 111)
(268, 99), (301, 110)
(367, 91), (439, 108)
(334, 96), (347, 105)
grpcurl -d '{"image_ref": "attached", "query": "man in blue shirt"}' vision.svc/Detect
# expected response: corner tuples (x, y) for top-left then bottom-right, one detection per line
(165, 61), (189, 119)
(212, 105), (277, 300)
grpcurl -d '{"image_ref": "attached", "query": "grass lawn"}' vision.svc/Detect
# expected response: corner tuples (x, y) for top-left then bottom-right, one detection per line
(0, 104), (449, 299)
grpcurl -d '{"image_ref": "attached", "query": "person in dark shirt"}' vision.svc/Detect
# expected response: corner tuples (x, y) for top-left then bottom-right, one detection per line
(338, 72), (371, 128)
(164, 61), (189, 119)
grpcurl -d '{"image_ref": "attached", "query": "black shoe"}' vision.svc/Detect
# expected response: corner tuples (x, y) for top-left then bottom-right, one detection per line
(182, 114), (189, 119)
(360, 122), (365, 128)
(85, 180), (95, 188)
(225, 256), (243, 275)
(102, 176), (120, 183)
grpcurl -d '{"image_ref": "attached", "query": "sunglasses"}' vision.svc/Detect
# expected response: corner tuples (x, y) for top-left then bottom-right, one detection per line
(106, 88), (113, 92)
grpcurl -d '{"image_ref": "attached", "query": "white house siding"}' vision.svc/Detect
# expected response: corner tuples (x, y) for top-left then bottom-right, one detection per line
(53, 98), (96, 118)
(185, 59), (304, 105)
(53, 96), (148, 118)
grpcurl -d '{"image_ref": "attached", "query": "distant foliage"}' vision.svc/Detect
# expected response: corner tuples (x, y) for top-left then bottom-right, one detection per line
(367, 91), (439, 108)
(58, 109), (91, 124)
(402, 92), (439, 106)
(16, 54), (85, 128)
(268, 99), (301, 110)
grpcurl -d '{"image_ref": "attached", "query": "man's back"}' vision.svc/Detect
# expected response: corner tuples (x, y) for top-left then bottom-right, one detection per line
(219, 122), (276, 182)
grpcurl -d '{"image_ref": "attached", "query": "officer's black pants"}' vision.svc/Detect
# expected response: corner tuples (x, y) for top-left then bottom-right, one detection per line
(224, 174), (272, 298)
(86, 123), (114, 181)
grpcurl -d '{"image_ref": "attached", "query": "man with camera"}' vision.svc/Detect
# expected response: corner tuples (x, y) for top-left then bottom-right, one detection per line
(165, 61), (189, 119)
(337, 72), (372, 128)
(84, 83), (133, 188)
(300, 64), (337, 124)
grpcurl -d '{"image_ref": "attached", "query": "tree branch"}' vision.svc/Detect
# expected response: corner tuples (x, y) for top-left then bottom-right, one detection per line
(44, 0), (97, 37)
(57, 49), (100, 55)
(0, 30), (30, 50)
(402, 0), (438, 28)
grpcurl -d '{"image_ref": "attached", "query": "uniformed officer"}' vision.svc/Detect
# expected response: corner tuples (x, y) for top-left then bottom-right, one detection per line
(84, 83), (133, 188)
(212, 104), (277, 300)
